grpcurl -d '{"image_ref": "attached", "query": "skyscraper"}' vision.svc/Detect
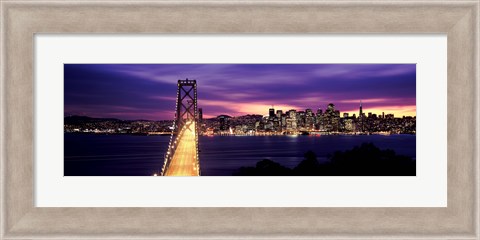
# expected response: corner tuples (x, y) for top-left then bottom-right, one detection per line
(286, 109), (297, 131)
(324, 103), (337, 132)
(316, 108), (324, 130)
(359, 101), (364, 132)
(359, 100), (363, 118)
(269, 107), (275, 119)
(276, 110), (283, 119)
(305, 109), (314, 130)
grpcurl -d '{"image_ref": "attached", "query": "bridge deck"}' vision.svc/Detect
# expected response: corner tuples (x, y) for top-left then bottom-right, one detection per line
(164, 121), (198, 176)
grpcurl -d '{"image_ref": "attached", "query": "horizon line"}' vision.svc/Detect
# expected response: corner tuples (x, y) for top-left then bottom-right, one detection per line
(64, 112), (417, 122)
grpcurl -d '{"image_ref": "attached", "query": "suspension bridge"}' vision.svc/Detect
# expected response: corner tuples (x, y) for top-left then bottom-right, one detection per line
(160, 79), (200, 176)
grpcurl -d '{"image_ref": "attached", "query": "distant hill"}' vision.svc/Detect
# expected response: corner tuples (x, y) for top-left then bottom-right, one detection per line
(67, 114), (264, 123)
(64, 115), (124, 124)
(206, 114), (263, 121)
(234, 114), (263, 120)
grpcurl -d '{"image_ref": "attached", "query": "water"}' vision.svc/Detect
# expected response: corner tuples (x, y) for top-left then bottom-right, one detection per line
(64, 133), (416, 176)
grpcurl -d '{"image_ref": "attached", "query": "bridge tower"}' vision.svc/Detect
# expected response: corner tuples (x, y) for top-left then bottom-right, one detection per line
(161, 79), (200, 176)
(175, 79), (198, 133)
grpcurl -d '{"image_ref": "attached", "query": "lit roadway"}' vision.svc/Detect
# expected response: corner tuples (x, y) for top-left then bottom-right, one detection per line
(164, 121), (199, 176)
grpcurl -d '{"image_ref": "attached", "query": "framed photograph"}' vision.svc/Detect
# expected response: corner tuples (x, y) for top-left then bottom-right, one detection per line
(62, 63), (417, 177)
(1, 0), (478, 239)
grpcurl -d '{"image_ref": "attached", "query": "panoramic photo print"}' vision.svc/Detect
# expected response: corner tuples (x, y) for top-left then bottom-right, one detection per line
(64, 64), (416, 176)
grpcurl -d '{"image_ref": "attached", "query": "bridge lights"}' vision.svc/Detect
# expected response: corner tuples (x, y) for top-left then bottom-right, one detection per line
(162, 79), (200, 176)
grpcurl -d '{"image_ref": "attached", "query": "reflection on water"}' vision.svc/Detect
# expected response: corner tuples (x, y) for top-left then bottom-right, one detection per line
(64, 133), (415, 176)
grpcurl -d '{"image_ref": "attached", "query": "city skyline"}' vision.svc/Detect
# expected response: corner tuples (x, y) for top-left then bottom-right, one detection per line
(65, 64), (416, 120)
(64, 102), (410, 121)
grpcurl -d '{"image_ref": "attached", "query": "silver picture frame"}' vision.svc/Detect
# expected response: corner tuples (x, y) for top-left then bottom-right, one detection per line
(1, 0), (478, 239)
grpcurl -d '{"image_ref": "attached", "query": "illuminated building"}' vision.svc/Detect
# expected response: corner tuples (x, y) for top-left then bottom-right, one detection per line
(305, 109), (314, 130)
(316, 108), (324, 130)
(281, 114), (287, 129)
(276, 110), (283, 119)
(343, 118), (355, 132)
(217, 115), (231, 131)
(286, 109), (297, 131)
(296, 111), (306, 129)
(324, 103), (339, 132)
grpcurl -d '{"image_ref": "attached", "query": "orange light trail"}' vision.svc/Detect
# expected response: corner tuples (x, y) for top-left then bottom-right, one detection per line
(164, 121), (199, 176)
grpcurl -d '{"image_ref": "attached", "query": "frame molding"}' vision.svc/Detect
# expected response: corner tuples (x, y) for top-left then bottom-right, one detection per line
(1, 0), (479, 239)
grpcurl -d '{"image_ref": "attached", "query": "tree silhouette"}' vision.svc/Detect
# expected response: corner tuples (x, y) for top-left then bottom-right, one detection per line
(234, 159), (291, 176)
(293, 151), (320, 175)
(234, 143), (415, 176)
(327, 143), (415, 176)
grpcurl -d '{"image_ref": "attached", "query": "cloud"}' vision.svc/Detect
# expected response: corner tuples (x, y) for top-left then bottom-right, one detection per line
(64, 64), (416, 120)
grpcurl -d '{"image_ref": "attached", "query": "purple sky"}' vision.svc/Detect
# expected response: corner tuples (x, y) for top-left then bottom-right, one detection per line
(64, 64), (416, 120)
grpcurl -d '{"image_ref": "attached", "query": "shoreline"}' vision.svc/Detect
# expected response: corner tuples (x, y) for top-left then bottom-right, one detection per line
(63, 132), (416, 136)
